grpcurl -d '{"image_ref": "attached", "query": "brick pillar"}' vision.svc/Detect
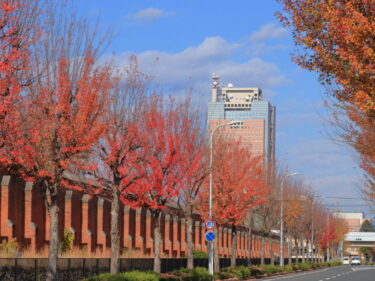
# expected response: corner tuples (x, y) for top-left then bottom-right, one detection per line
(253, 237), (257, 257)
(145, 209), (153, 253)
(223, 228), (228, 256)
(81, 194), (92, 250)
(24, 181), (36, 252)
(238, 232), (243, 258)
(0, 175), (12, 240)
(123, 206), (131, 248)
(228, 228), (232, 255)
(218, 226), (223, 256)
(180, 218), (187, 255)
(244, 232), (248, 257)
(164, 214), (171, 256)
(171, 217), (179, 257)
(239, 231), (242, 258)
(134, 208), (143, 249)
(194, 221), (200, 250)
(64, 191), (74, 235)
(201, 222), (207, 251)
(97, 198), (106, 251)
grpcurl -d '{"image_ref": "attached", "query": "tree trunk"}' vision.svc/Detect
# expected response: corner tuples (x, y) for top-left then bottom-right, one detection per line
(152, 212), (161, 273)
(301, 238), (305, 263)
(186, 214), (194, 269)
(260, 236), (265, 265)
(269, 239), (275, 265)
(288, 240), (292, 265)
(247, 228), (252, 266)
(213, 228), (220, 273)
(110, 189), (120, 274)
(231, 225), (237, 267)
(296, 240), (300, 263)
(46, 188), (59, 281)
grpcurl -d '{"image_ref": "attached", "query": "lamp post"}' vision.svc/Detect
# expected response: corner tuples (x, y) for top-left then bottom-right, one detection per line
(208, 120), (240, 275)
(280, 172), (298, 267)
(311, 198), (314, 262)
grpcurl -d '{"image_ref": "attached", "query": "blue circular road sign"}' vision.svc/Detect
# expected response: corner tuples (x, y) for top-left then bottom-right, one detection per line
(205, 220), (215, 230)
(205, 231), (215, 242)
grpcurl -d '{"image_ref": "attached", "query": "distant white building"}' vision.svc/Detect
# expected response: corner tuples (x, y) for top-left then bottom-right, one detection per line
(333, 212), (371, 232)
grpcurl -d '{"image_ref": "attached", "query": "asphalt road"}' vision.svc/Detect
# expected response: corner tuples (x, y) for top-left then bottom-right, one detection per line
(259, 265), (375, 281)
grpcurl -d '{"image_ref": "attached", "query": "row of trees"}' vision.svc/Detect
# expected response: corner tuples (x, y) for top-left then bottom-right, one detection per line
(250, 169), (348, 266)
(0, 1), (348, 280)
(0, 1), (268, 279)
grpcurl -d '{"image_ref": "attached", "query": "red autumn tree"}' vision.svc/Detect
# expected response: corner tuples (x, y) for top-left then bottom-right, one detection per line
(319, 213), (336, 262)
(0, 54), (112, 280)
(276, 0), (375, 196)
(200, 137), (267, 268)
(93, 56), (149, 274)
(0, 0), (37, 148)
(175, 98), (208, 269)
(123, 96), (198, 273)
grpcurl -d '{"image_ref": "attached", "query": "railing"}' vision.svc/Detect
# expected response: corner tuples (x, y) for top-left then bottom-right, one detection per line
(0, 257), (308, 281)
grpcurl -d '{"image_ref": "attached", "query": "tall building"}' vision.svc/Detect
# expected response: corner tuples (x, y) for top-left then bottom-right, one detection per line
(207, 74), (276, 168)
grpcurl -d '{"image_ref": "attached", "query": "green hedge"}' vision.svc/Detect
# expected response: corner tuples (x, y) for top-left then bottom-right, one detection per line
(173, 267), (212, 281)
(81, 271), (159, 281)
(220, 266), (251, 279)
(192, 250), (208, 258)
(260, 265), (281, 275)
(82, 261), (342, 281)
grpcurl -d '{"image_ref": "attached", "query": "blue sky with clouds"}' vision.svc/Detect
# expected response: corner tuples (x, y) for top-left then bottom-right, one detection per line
(77, 0), (369, 216)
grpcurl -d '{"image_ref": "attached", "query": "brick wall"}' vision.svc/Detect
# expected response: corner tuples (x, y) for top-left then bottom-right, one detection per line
(0, 174), (283, 258)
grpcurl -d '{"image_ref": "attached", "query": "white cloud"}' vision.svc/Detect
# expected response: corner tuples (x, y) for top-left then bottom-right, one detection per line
(250, 23), (288, 42)
(281, 137), (364, 208)
(127, 8), (172, 24)
(111, 36), (286, 98)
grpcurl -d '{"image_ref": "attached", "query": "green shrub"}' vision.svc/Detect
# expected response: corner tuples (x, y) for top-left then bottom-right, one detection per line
(217, 272), (236, 280)
(260, 265), (280, 275)
(297, 263), (311, 271)
(327, 261), (341, 266)
(190, 267), (212, 281)
(192, 250), (208, 258)
(60, 229), (74, 255)
(234, 266), (251, 279)
(291, 264), (299, 271)
(121, 271), (159, 281)
(282, 265), (293, 272)
(81, 271), (159, 281)
(310, 262), (319, 269)
(174, 267), (212, 281)
(160, 273), (191, 281)
(0, 238), (18, 257)
(220, 267), (234, 273)
(249, 266), (265, 277)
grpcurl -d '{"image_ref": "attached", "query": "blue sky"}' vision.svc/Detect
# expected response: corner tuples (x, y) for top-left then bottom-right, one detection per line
(77, 0), (369, 216)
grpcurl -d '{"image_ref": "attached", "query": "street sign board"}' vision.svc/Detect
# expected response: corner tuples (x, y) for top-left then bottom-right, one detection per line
(205, 220), (215, 230)
(205, 231), (215, 242)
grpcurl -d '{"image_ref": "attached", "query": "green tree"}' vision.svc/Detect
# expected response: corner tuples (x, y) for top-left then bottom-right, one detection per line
(360, 220), (375, 232)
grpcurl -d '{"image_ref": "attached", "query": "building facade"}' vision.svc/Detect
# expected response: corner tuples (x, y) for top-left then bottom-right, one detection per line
(333, 212), (371, 232)
(207, 74), (276, 168)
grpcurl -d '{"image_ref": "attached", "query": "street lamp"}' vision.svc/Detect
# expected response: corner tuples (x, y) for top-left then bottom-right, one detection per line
(280, 172), (298, 267)
(208, 120), (240, 275)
